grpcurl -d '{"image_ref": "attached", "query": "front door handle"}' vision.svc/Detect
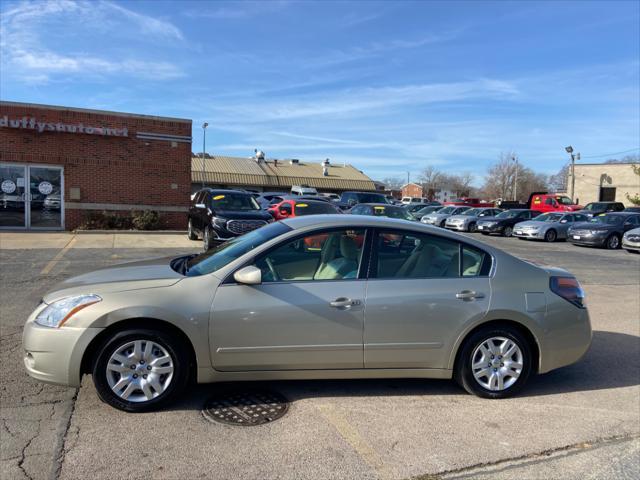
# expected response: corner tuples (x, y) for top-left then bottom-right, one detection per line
(456, 290), (485, 300)
(330, 297), (360, 308)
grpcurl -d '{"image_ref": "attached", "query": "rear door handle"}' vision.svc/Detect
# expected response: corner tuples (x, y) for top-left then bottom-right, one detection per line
(330, 297), (360, 308)
(456, 290), (485, 300)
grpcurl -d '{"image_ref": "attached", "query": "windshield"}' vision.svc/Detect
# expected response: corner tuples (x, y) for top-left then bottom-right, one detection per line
(462, 208), (479, 216)
(556, 196), (574, 205)
(415, 206), (441, 216)
(496, 210), (521, 219)
(210, 192), (260, 211)
(436, 206), (455, 214)
(453, 207), (471, 214)
(534, 213), (563, 222)
(583, 202), (604, 211)
(357, 193), (389, 203)
(589, 214), (623, 225)
(186, 222), (291, 276)
(372, 205), (413, 220)
(293, 202), (336, 215)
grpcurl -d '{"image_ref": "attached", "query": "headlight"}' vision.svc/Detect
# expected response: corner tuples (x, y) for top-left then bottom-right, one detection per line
(590, 230), (605, 235)
(35, 294), (101, 328)
(212, 217), (227, 226)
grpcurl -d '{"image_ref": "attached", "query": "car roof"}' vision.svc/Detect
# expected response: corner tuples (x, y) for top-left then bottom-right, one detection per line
(603, 212), (640, 216)
(203, 188), (249, 195)
(357, 203), (400, 207)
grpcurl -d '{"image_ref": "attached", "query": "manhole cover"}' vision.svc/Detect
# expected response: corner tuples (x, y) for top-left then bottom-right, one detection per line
(202, 390), (289, 426)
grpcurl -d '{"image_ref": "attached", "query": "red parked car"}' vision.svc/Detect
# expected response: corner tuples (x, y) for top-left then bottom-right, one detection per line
(268, 198), (341, 221)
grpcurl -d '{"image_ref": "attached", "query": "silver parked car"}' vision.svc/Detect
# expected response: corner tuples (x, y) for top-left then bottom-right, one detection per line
(622, 227), (640, 253)
(513, 212), (590, 242)
(422, 206), (472, 227)
(445, 208), (503, 233)
(23, 215), (591, 412)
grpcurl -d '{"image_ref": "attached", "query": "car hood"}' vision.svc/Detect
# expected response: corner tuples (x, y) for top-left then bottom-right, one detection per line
(477, 216), (501, 222)
(43, 256), (183, 303)
(447, 215), (471, 221)
(213, 209), (272, 220)
(515, 220), (548, 228)
(570, 222), (613, 231)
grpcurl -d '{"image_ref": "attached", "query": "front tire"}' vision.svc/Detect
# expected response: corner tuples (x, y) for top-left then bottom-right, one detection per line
(454, 326), (532, 399)
(605, 234), (620, 250)
(503, 226), (513, 237)
(544, 229), (557, 242)
(203, 226), (215, 251)
(187, 219), (198, 240)
(92, 329), (190, 412)
(468, 222), (477, 233)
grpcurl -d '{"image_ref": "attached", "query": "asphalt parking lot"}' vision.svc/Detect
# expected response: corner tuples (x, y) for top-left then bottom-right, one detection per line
(1, 231), (638, 480)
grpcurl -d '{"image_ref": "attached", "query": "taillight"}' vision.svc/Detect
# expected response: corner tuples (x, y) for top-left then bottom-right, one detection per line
(550, 276), (585, 308)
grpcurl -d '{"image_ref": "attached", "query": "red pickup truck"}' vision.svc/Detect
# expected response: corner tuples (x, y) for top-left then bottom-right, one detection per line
(443, 198), (495, 208)
(497, 192), (582, 212)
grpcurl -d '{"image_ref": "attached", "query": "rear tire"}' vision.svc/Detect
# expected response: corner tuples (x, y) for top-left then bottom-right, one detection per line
(503, 226), (513, 237)
(454, 325), (532, 399)
(187, 219), (198, 240)
(468, 222), (477, 233)
(92, 329), (190, 412)
(544, 229), (557, 242)
(605, 234), (620, 250)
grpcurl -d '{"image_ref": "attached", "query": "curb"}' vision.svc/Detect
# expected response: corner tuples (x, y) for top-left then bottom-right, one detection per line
(73, 230), (188, 235)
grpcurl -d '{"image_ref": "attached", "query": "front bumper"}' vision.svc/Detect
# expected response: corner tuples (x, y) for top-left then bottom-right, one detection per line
(22, 307), (103, 387)
(512, 229), (543, 240)
(567, 233), (607, 247)
(445, 222), (466, 231)
(476, 223), (503, 233)
(622, 238), (640, 251)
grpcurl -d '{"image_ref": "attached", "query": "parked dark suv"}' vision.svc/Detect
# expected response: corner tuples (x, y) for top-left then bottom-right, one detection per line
(188, 189), (273, 250)
(577, 201), (625, 218)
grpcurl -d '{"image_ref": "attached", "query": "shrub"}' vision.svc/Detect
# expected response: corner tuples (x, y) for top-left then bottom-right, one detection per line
(131, 210), (161, 230)
(80, 210), (162, 230)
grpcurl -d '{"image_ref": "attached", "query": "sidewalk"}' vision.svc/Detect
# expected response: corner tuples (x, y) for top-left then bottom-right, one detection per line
(0, 231), (196, 249)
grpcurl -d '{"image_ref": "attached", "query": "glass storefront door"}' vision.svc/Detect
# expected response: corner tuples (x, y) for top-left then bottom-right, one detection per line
(0, 163), (64, 230)
(0, 164), (27, 228)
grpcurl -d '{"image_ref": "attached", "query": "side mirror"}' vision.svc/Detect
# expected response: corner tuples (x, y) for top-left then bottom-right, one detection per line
(233, 265), (262, 285)
(195, 203), (206, 208)
(348, 199), (356, 206)
(560, 219), (568, 224)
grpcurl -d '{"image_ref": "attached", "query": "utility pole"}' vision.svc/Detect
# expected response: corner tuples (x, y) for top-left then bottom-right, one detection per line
(201, 122), (208, 188)
(565, 146), (580, 201)
(512, 155), (519, 201)
(407, 171), (410, 185)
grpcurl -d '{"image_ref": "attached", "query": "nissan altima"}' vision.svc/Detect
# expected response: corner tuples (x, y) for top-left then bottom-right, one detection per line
(23, 215), (591, 412)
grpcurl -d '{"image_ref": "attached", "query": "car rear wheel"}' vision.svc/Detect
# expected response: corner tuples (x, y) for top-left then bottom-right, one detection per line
(606, 234), (620, 250)
(187, 219), (198, 240)
(468, 222), (477, 232)
(503, 226), (513, 237)
(92, 329), (190, 412)
(544, 229), (557, 242)
(454, 326), (532, 399)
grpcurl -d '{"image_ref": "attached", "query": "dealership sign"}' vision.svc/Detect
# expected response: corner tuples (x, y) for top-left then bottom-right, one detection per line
(0, 115), (128, 137)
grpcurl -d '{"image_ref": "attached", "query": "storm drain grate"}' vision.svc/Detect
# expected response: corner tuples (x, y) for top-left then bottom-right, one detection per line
(202, 390), (289, 426)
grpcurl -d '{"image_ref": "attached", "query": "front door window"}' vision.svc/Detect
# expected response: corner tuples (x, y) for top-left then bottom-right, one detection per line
(29, 166), (63, 229)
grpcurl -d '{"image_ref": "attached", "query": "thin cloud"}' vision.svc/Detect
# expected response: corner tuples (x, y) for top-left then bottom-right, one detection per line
(183, 0), (291, 19)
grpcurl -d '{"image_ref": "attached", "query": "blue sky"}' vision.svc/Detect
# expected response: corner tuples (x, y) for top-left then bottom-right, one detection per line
(1, 0), (639, 184)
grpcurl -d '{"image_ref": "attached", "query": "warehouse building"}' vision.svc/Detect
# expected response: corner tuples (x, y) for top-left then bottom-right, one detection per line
(569, 162), (640, 205)
(191, 154), (376, 194)
(0, 101), (192, 231)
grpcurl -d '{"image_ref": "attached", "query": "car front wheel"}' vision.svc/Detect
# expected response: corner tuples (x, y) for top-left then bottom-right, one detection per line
(203, 226), (215, 251)
(605, 234), (620, 249)
(92, 329), (190, 412)
(187, 219), (198, 240)
(455, 326), (532, 399)
(544, 229), (557, 242)
(503, 226), (513, 237)
(468, 222), (477, 232)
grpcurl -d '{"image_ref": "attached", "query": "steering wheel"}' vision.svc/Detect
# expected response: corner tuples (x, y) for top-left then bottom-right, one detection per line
(265, 257), (280, 282)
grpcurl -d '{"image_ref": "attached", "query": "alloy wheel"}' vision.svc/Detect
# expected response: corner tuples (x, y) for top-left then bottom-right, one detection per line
(607, 235), (620, 249)
(503, 226), (513, 237)
(471, 336), (523, 391)
(545, 229), (557, 242)
(106, 340), (174, 403)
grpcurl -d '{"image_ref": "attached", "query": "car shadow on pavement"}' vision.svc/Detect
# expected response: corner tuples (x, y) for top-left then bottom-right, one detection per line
(169, 330), (639, 412)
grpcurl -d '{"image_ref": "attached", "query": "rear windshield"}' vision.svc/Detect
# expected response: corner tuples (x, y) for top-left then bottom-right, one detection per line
(372, 205), (413, 220)
(210, 192), (260, 211)
(185, 222), (291, 276)
(436, 206), (455, 214)
(293, 202), (336, 215)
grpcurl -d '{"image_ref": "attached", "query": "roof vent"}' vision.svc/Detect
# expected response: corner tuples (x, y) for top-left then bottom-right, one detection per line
(254, 149), (265, 162)
(289, 159), (300, 165)
(322, 158), (330, 176)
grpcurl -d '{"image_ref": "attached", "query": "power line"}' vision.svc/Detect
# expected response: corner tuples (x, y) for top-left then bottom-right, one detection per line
(581, 147), (640, 159)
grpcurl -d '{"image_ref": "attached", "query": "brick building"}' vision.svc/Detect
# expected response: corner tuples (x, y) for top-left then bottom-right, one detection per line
(401, 182), (424, 199)
(0, 101), (192, 230)
(568, 162), (640, 205)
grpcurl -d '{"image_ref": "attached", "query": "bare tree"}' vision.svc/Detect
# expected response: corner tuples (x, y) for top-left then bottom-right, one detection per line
(418, 165), (443, 197)
(481, 152), (518, 201)
(548, 164), (569, 192)
(379, 176), (404, 190)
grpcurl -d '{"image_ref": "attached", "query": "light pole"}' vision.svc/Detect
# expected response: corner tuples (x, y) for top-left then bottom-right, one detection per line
(565, 146), (580, 201)
(201, 122), (208, 188)
(512, 155), (519, 201)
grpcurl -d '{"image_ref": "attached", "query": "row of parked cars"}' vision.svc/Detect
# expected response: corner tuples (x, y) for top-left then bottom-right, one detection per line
(188, 188), (640, 253)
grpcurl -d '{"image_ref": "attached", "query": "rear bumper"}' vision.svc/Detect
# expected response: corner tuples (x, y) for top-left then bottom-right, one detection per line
(539, 303), (592, 374)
